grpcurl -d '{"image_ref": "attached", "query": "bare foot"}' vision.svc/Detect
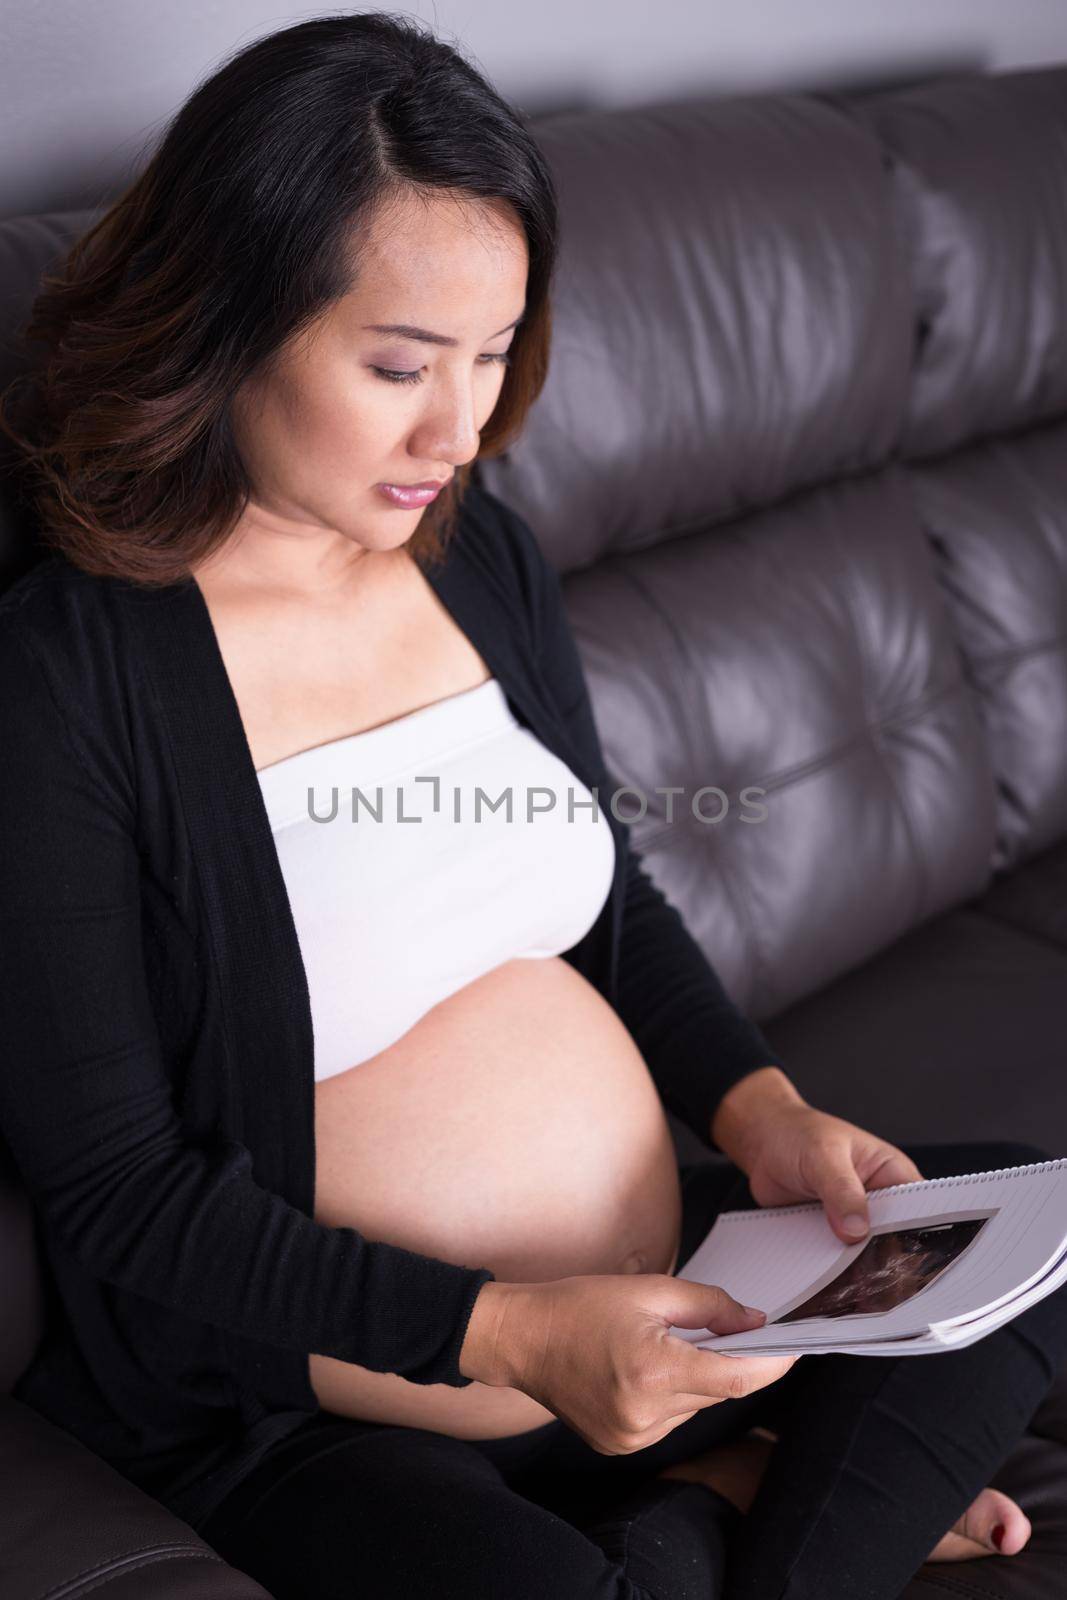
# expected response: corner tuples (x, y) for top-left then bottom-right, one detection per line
(658, 1430), (1033, 1562)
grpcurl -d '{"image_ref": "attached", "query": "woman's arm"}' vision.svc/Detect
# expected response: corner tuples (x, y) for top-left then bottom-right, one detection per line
(490, 490), (787, 1150)
(0, 620), (493, 1385)
(612, 849), (785, 1147)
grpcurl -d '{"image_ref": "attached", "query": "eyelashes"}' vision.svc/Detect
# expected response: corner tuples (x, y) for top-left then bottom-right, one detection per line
(372, 353), (513, 386)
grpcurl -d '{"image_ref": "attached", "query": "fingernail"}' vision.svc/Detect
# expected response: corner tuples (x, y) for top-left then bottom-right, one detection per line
(992, 1523), (1006, 1551)
(743, 1305), (767, 1321)
(843, 1215), (867, 1238)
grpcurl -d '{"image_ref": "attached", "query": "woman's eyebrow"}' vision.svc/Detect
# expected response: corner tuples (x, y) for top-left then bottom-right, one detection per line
(361, 312), (525, 347)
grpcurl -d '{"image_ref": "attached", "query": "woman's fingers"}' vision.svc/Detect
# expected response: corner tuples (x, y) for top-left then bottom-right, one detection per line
(670, 1343), (799, 1405)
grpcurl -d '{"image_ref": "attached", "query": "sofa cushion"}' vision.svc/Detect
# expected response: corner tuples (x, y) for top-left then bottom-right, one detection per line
(973, 839), (1067, 954)
(854, 65), (1067, 459)
(906, 418), (1067, 871)
(479, 90), (910, 572)
(563, 462), (997, 1020)
(846, 69), (1067, 876)
(761, 901), (1067, 1152)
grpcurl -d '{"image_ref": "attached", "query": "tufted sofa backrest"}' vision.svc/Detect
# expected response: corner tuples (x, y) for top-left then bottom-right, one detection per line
(855, 69), (1067, 874)
(476, 63), (1067, 1019)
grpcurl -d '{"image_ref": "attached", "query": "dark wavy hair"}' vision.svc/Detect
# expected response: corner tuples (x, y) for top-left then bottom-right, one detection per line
(0, 12), (558, 586)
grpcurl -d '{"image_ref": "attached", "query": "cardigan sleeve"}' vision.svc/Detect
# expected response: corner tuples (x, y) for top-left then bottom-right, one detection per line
(490, 492), (785, 1148)
(0, 620), (493, 1386)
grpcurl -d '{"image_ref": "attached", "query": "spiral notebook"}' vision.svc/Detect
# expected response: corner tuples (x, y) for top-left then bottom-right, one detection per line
(668, 1158), (1067, 1357)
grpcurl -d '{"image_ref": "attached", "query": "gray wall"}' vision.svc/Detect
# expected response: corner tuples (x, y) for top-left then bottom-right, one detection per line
(2, 0), (1067, 221)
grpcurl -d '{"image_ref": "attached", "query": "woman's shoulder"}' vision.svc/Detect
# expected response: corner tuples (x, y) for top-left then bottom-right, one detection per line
(0, 551), (141, 714)
(0, 548), (163, 640)
(1, 551), (110, 631)
(0, 554), (146, 816)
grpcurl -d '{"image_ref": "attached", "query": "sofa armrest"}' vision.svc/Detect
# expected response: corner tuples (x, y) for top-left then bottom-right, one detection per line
(0, 1396), (272, 1598)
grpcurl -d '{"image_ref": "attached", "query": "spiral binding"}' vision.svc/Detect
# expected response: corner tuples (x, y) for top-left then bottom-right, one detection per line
(723, 1157), (1067, 1222)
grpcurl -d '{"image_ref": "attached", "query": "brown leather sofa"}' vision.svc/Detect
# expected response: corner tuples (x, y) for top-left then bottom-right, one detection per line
(2, 60), (1066, 1600)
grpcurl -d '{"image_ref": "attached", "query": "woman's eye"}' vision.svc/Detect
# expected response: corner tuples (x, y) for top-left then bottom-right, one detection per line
(371, 353), (512, 386)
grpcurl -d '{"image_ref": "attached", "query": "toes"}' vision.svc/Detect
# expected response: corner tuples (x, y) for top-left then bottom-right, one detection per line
(957, 1488), (1032, 1556)
(927, 1487), (1032, 1562)
(927, 1529), (990, 1563)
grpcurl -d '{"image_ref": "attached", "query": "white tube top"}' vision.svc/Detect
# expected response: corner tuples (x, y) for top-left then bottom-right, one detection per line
(256, 677), (616, 1083)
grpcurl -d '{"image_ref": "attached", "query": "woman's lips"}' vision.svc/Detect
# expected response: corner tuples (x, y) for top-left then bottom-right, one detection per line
(375, 481), (445, 509)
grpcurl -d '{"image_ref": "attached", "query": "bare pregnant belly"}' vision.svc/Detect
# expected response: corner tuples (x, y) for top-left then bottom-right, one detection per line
(309, 956), (684, 1438)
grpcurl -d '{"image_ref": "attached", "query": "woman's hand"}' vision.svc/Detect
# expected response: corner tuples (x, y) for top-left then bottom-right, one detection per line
(711, 1066), (925, 1244)
(458, 1275), (798, 1455)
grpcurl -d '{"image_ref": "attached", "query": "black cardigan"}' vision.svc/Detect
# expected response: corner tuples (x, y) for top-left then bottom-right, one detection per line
(0, 481), (782, 1531)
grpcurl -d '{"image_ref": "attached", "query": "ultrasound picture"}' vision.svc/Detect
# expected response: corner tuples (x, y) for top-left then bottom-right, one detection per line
(776, 1218), (988, 1322)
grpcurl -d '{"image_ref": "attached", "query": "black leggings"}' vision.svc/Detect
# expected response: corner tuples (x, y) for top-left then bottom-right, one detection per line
(199, 1139), (1067, 1600)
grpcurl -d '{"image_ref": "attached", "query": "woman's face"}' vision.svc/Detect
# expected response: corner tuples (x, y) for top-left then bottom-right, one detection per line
(226, 186), (529, 572)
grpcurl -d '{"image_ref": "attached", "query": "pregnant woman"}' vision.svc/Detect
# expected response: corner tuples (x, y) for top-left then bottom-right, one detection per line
(2, 16), (1064, 1600)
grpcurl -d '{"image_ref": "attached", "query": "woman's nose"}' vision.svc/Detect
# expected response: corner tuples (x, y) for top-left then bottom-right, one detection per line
(411, 381), (485, 465)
